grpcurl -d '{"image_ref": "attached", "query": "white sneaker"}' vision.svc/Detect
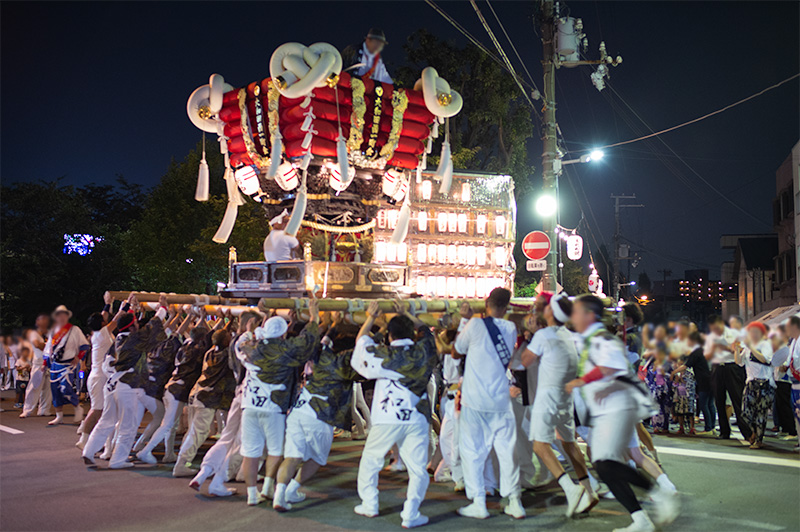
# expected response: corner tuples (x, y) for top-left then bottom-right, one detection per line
(354, 503), (379, 517)
(75, 439), (85, 451)
(286, 490), (306, 503)
(575, 489), (599, 515)
(613, 510), (656, 532)
(162, 452), (178, 463)
(173, 461), (197, 477)
(565, 485), (587, 518)
(273, 495), (292, 512)
(457, 501), (490, 519)
(208, 483), (236, 497)
(388, 460), (407, 472)
(504, 496), (526, 519)
(73, 405), (84, 424)
(247, 493), (266, 506)
(109, 461), (135, 469)
(136, 450), (158, 465)
(649, 486), (680, 527)
(453, 480), (466, 492)
(402, 514), (429, 528)
(47, 417), (62, 426)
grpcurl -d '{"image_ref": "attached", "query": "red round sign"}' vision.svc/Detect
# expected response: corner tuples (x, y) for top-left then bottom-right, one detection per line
(521, 231), (551, 261)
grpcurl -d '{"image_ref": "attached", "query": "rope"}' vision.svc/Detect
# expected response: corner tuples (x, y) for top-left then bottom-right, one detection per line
(300, 219), (376, 234)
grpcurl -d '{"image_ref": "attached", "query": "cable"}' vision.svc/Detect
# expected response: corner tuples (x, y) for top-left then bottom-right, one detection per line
(485, 0), (539, 90)
(581, 73), (799, 151)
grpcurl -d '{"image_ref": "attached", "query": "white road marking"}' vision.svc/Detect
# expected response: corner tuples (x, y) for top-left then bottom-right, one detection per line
(655, 445), (800, 468)
(702, 515), (786, 531)
(0, 424), (24, 435)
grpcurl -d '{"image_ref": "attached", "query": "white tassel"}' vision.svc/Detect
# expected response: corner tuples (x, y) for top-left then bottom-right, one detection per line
(390, 196), (411, 244)
(225, 167), (246, 207)
(436, 141), (453, 195)
(267, 134), (282, 179)
(195, 134), (209, 202)
(336, 136), (351, 188)
(212, 203), (238, 243)
(415, 165), (422, 184)
(432, 120), (439, 139)
(426, 136), (433, 154)
(300, 94), (313, 108)
(300, 152), (313, 170)
(301, 110), (315, 132)
(301, 131), (314, 150)
(284, 171), (308, 237)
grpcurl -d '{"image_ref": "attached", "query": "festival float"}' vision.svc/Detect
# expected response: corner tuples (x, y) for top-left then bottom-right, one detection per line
(176, 40), (520, 316)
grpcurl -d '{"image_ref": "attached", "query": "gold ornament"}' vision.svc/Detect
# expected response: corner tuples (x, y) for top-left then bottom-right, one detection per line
(198, 105), (212, 120)
(379, 88), (409, 161)
(437, 92), (452, 106)
(274, 76), (287, 90)
(347, 78), (366, 152)
(253, 84), (261, 96)
(237, 89), (270, 168)
(326, 73), (340, 88)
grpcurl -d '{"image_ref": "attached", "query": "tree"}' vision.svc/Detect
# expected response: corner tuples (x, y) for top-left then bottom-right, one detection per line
(561, 260), (587, 296)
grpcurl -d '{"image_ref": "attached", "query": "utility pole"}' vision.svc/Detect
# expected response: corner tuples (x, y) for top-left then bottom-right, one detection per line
(539, 0), (558, 293)
(611, 194), (643, 302)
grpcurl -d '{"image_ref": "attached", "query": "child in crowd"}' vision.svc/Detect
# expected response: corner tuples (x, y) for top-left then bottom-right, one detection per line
(671, 353), (696, 435)
(646, 342), (673, 434)
(14, 343), (32, 408)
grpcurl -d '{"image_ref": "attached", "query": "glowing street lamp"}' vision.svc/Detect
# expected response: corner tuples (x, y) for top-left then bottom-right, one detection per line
(557, 149), (606, 168)
(535, 194), (558, 217)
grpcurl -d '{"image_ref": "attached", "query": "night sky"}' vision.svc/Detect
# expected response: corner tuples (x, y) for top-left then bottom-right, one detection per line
(2, 1), (798, 282)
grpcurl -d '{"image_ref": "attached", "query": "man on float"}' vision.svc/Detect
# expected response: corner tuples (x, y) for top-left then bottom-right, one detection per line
(263, 209), (300, 262)
(345, 28), (393, 84)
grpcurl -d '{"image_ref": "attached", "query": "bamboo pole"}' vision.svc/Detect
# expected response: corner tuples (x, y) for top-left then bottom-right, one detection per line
(106, 291), (249, 306)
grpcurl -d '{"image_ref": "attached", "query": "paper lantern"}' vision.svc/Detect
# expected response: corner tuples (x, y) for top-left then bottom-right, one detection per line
(397, 243), (407, 263)
(386, 243), (397, 263)
(383, 168), (409, 202)
(447, 244), (457, 264)
(428, 244), (438, 264)
(476, 277), (486, 298)
(567, 234), (584, 261)
(377, 210), (387, 229)
(275, 162), (300, 191)
(234, 165), (260, 196)
(421, 180), (433, 200)
(447, 212), (458, 232)
(457, 245), (467, 264)
(466, 277), (476, 298)
(461, 182), (471, 202)
(436, 276), (447, 297)
(437, 212), (448, 233)
(457, 277), (467, 298)
(417, 243), (427, 263)
(418, 210), (428, 231)
(375, 241), (387, 263)
(495, 215), (506, 237)
(417, 276), (427, 295)
(447, 277), (458, 298)
(495, 246), (506, 266)
(457, 213), (468, 233)
(476, 246), (487, 266)
(476, 214), (487, 234)
(437, 244), (447, 264)
(387, 209), (399, 229)
(466, 245), (477, 266)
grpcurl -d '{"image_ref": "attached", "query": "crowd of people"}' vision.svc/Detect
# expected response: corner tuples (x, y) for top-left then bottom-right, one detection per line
(3, 288), (800, 532)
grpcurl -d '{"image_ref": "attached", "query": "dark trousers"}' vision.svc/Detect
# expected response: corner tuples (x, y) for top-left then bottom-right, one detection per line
(775, 381), (797, 435)
(697, 389), (716, 432)
(712, 363), (751, 440)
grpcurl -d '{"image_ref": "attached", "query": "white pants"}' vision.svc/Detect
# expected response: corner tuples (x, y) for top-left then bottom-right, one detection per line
(22, 367), (52, 416)
(240, 409), (285, 458)
(87, 370), (107, 411)
(438, 395), (463, 482)
(83, 381), (138, 467)
(357, 423), (430, 521)
(512, 395), (537, 486)
(591, 408), (638, 464)
(178, 403), (216, 462)
(199, 391), (244, 480)
(459, 405), (520, 500)
(133, 394), (164, 451)
(141, 391), (184, 456)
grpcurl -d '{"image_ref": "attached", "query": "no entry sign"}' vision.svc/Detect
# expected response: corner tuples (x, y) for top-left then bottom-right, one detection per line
(521, 231), (551, 261)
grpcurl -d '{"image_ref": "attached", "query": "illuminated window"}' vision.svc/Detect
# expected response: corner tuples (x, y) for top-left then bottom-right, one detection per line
(387, 209), (399, 229)
(428, 244), (437, 264)
(457, 277), (467, 298)
(447, 277), (457, 298)
(386, 243), (397, 263)
(466, 277), (476, 298)
(448, 244), (458, 264)
(495, 246), (506, 266)
(436, 276), (447, 297)
(377, 210), (386, 229)
(457, 245), (468, 264)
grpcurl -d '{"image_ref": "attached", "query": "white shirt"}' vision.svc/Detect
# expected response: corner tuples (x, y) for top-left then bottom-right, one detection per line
(235, 334), (283, 413)
(263, 229), (299, 262)
(579, 322), (632, 416)
(26, 330), (46, 365)
(704, 327), (740, 365)
(442, 352), (461, 386)
(45, 325), (88, 363)
(526, 326), (578, 390)
(351, 336), (428, 425)
(455, 316), (517, 413)
(742, 339), (774, 384)
(354, 43), (393, 84)
(772, 344), (791, 382)
(91, 328), (114, 370)
(670, 337), (691, 359)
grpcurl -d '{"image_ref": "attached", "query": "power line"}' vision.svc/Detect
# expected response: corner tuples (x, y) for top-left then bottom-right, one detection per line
(485, 0), (538, 90)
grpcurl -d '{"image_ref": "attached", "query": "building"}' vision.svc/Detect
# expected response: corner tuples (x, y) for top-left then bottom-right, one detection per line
(720, 234), (778, 321)
(772, 143), (798, 308)
(789, 142), (800, 302)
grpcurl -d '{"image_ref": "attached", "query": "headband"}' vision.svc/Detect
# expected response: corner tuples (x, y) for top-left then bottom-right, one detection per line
(551, 294), (570, 324)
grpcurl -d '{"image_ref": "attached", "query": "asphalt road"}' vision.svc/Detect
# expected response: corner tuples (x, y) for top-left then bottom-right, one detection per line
(1, 394), (798, 532)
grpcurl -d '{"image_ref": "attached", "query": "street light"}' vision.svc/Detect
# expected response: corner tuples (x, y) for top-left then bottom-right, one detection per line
(557, 149), (606, 168)
(535, 194), (558, 217)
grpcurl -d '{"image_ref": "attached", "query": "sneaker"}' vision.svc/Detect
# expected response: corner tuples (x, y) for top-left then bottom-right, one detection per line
(613, 512), (656, 532)
(503, 496), (526, 519)
(208, 484), (236, 497)
(162, 452), (178, 463)
(109, 461), (135, 469)
(565, 485), (587, 518)
(173, 461), (198, 478)
(247, 493), (266, 506)
(13, 403), (22, 409)
(83, 455), (97, 466)
(286, 490), (306, 504)
(457, 501), (490, 519)
(387, 460), (407, 472)
(575, 489), (599, 515)
(780, 434), (797, 440)
(137, 450), (158, 465)
(73, 405), (84, 424)
(649, 486), (680, 527)
(354, 504), (379, 518)
(402, 514), (429, 528)
(454, 480), (466, 492)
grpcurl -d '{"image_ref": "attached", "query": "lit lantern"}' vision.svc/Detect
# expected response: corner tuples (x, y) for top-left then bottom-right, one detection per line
(437, 212), (448, 233)
(417, 276), (427, 295)
(428, 244), (437, 264)
(329, 163), (355, 192)
(386, 243), (397, 263)
(377, 210), (387, 229)
(421, 179), (433, 200)
(387, 209), (399, 229)
(495, 246), (506, 266)
(466, 245), (477, 266)
(418, 210), (428, 231)
(397, 242), (407, 263)
(383, 168), (409, 202)
(476, 277), (486, 298)
(447, 244), (457, 264)
(447, 277), (457, 298)
(436, 276), (447, 297)
(476, 214), (487, 234)
(566, 234), (584, 261)
(375, 241), (387, 263)
(461, 182), (471, 202)
(457, 213), (468, 233)
(477, 246), (487, 266)
(457, 245), (467, 264)
(448, 212), (458, 233)
(457, 277), (467, 298)
(275, 162), (300, 191)
(437, 244), (447, 264)
(495, 215), (506, 237)
(466, 277), (476, 298)
(417, 243), (427, 263)
(234, 165), (260, 195)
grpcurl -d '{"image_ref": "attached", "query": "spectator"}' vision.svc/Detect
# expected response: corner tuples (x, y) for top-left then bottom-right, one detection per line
(737, 321), (775, 449)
